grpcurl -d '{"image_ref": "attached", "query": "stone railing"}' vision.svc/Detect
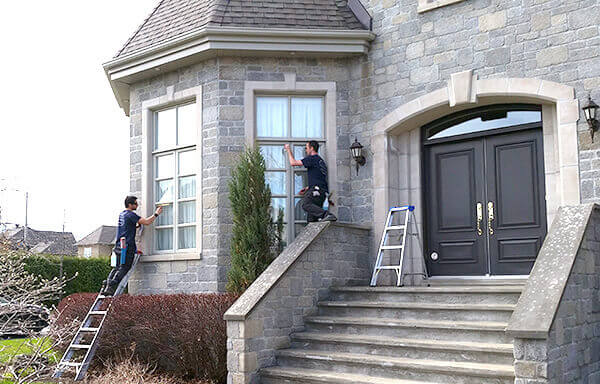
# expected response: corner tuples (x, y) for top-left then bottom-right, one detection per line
(224, 222), (371, 384)
(507, 204), (600, 383)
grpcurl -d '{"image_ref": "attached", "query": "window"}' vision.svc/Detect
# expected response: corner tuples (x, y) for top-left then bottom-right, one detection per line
(153, 103), (197, 252)
(256, 96), (326, 245)
(83, 247), (92, 259)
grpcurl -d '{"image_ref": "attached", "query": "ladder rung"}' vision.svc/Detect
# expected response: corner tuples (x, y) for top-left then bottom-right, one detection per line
(385, 225), (406, 231)
(60, 362), (82, 367)
(79, 327), (100, 332)
(381, 245), (404, 250)
(89, 311), (107, 316)
(97, 295), (107, 299)
(376, 266), (401, 270)
(71, 344), (92, 349)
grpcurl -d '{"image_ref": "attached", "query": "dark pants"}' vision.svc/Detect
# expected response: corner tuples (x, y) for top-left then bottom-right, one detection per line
(107, 248), (135, 287)
(301, 186), (327, 222)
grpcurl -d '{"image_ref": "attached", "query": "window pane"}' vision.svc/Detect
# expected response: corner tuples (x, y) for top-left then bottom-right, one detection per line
(291, 98), (323, 138)
(178, 150), (196, 175)
(294, 172), (307, 195)
(156, 180), (173, 203)
(271, 198), (287, 222)
(257, 97), (288, 137)
(178, 226), (196, 249)
(295, 197), (307, 221)
(177, 104), (196, 146)
(156, 204), (173, 226)
(156, 154), (174, 179)
(266, 172), (286, 195)
(156, 228), (173, 251)
(179, 176), (196, 199)
(178, 201), (196, 224)
(260, 145), (285, 169)
(156, 108), (176, 150)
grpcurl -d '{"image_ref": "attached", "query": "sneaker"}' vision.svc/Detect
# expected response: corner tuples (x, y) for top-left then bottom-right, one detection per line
(102, 281), (118, 297)
(319, 212), (337, 222)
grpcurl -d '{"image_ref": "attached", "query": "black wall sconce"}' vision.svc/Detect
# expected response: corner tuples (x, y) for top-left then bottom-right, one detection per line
(582, 95), (599, 142)
(350, 138), (366, 174)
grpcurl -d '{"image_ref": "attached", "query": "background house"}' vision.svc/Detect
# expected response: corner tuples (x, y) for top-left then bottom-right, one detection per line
(75, 225), (116, 258)
(1, 226), (77, 256)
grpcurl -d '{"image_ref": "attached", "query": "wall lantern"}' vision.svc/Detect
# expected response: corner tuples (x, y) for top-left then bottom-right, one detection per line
(582, 95), (599, 142)
(350, 138), (366, 174)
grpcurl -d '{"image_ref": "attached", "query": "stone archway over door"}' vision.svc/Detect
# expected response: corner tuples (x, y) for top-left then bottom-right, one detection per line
(372, 70), (580, 281)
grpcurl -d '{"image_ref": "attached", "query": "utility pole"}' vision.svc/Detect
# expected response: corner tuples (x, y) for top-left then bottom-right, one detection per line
(60, 209), (66, 299)
(24, 192), (28, 248)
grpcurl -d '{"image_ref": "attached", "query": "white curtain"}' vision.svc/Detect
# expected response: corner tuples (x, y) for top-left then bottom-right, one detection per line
(178, 201), (196, 224)
(156, 228), (173, 251)
(257, 97), (288, 137)
(178, 176), (196, 199)
(179, 226), (196, 249)
(292, 98), (323, 138)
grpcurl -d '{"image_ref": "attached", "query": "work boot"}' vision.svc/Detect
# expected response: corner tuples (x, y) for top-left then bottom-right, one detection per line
(103, 281), (119, 297)
(319, 212), (337, 222)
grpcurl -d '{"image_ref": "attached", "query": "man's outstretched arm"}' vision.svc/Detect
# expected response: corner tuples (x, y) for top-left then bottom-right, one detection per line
(138, 206), (163, 226)
(284, 144), (303, 166)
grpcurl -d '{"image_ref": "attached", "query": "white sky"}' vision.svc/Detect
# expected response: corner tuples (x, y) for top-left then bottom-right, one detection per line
(0, 1), (152, 240)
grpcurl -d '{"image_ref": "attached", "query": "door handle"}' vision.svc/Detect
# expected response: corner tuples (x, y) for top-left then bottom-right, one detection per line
(476, 202), (483, 236)
(488, 201), (495, 235)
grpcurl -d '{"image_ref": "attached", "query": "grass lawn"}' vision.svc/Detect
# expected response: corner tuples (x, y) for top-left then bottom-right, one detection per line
(0, 338), (57, 384)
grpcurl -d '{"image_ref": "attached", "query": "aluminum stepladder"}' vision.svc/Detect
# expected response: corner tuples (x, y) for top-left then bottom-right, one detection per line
(53, 240), (141, 381)
(370, 205), (429, 286)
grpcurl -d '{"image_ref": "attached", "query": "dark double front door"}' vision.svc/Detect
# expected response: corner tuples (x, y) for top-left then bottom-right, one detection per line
(424, 128), (547, 276)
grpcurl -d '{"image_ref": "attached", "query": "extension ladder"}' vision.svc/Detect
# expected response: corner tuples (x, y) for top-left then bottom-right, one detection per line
(52, 251), (141, 381)
(370, 206), (428, 286)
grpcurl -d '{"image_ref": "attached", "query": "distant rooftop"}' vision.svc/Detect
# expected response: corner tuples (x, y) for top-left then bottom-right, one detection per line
(76, 225), (117, 247)
(1, 226), (77, 256)
(115, 0), (369, 58)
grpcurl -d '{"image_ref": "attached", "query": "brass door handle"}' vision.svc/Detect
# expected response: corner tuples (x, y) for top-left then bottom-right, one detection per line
(476, 202), (483, 236)
(488, 201), (494, 235)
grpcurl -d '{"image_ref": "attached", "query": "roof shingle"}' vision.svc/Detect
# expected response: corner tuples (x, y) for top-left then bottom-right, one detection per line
(115, 0), (367, 58)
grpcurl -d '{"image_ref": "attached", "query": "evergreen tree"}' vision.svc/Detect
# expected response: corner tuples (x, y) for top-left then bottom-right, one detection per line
(227, 147), (283, 294)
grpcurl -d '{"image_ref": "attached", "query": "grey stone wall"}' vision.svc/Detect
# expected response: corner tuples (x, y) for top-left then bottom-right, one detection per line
(513, 207), (600, 383)
(225, 222), (371, 384)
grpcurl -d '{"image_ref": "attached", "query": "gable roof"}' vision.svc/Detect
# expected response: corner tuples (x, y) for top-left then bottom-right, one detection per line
(115, 0), (368, 58)
(1, 227), (77, 256)
(75, 225), (117, 246)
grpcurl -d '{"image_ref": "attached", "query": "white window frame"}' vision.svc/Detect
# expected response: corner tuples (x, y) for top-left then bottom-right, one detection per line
(83, 247), (92, 259)
(141, 85), (203, 262)
(417, 0), (466, 13)
(245, 73), (338, 243)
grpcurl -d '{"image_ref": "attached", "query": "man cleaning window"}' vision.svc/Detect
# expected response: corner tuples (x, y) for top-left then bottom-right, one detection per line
(101, 195), (162, 296)
(284, 141), (337, 223)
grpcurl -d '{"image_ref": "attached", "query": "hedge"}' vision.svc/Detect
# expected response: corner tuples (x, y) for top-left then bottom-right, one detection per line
(55, 293), (238, 383)
(24, 255), (111, 301)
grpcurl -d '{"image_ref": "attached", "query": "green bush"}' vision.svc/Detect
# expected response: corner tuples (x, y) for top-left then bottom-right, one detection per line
(227, 146), (283, 294)
(23, 255), (111, 301)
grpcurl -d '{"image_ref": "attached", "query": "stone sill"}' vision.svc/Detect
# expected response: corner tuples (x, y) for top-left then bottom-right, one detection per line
(140, 252), (202, 262)
(417, 0), (466, 13)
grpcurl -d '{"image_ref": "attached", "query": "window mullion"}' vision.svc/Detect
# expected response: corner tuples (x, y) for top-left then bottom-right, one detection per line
(174, 149), (179, 251)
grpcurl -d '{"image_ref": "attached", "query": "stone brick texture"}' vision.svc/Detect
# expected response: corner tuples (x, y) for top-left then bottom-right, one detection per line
(226, 224), (371, 384)
(514, 209), (600, 383)
(126, 0), (600, 293)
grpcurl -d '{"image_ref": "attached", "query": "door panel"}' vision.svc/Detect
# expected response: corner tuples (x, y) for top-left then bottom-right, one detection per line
(485, 129), (547, 275)
(425, 140), (487, 276)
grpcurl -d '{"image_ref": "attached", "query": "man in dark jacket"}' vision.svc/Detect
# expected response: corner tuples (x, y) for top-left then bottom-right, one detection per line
(284, 141), (337, 222)
(101, 195), (162, 296)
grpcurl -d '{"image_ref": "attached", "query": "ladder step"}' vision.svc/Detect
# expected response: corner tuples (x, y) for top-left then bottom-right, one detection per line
(376, 266), (401, 270)
(71, 344), (92, 349)
(88, 311), (107, 315)
(381, 245), (403, 250)
(79, 327), (100, 332)
(59, 362), (82, 367)
(385, 225), (406, 231)
(97, 295), (107, 299)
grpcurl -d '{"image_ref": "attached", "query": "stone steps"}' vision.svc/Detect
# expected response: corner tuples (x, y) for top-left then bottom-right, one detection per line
(317, 300), (515, 321)
(305, 316), (511, 343)
(261, 367), (442, 384)
(290, 332), (514, 364)
(276, 349), (515, 384)
(427, 278), (527, 286)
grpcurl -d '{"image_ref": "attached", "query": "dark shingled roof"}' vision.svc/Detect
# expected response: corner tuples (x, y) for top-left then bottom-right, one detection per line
(76, 226), (117, 246)
(115, 0), (367, 58)
(1, 227), (77, 256)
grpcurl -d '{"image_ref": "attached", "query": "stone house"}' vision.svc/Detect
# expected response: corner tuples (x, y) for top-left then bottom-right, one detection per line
(75, 225), (116, 258)
(103, 0), (600, 382)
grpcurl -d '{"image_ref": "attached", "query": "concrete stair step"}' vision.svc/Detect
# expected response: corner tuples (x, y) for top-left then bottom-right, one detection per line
(317, 301), (515, 322)
(261, 367), (442, 384)
(329, 285), (523, 304)
(290, 332), (514, 364)
(305, 316), (510, 343)
(276, 349), (514, 384)
(427, 278), (527, 286)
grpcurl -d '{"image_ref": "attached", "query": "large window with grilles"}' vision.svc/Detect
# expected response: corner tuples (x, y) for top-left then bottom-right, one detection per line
(255, 95), (326, 245)
(153, 103), (197, 252)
